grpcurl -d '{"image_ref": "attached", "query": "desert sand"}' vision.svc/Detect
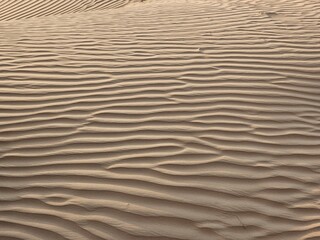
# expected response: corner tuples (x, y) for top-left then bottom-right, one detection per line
(0, 0), (320, 239)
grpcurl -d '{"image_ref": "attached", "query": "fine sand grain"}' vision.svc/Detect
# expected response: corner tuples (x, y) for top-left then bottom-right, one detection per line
(0, 0), (320, 239)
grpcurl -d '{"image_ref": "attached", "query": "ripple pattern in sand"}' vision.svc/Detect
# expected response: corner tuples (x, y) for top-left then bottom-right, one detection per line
(1, 0), (320, 239)
(0, 0), (133, 21)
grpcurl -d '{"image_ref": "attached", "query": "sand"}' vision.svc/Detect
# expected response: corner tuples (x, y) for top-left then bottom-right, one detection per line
(0, 0), (320, 239)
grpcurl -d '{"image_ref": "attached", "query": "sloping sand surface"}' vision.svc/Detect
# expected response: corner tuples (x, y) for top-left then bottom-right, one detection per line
(0, 0), (133, 21)
(1, 0), (320, 239)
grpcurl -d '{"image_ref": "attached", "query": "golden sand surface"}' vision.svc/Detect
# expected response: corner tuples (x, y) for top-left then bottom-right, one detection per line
(0, 0), (320, 239)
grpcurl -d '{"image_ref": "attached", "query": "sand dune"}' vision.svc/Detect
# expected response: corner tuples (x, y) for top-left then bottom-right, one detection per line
(0, 0), (133, 21)
(1, 0), (320, 239)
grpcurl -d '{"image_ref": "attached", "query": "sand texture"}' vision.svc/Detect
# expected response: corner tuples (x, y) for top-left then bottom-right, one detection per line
(0, 0), (320, 239)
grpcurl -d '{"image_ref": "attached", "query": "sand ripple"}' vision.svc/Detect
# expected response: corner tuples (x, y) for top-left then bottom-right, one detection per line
(1, 0), (320, 239)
